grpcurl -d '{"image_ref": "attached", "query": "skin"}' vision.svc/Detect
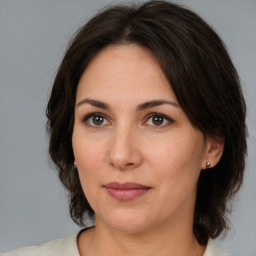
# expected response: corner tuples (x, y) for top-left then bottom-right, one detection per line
(72, 44), (223, 256)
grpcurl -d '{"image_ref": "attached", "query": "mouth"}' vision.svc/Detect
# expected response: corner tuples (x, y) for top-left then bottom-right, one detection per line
(103, 182), (151, 201)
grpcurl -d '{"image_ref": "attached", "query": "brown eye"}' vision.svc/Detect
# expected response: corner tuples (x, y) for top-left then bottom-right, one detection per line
(152, 116), (164, 125)
(82, 113), (110, 128)
(93, 116), (104, 125)
(143, 113), (174, 127)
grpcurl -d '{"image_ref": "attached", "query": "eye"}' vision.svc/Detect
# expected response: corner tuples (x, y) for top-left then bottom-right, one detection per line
(143, 113), (174, 127)
(82, 112), (110, 127)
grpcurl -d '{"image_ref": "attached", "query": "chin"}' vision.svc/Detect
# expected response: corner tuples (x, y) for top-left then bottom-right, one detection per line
(97, 208), (157, 234)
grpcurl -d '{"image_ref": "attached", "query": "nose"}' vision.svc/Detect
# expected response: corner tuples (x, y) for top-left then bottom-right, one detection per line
(108, 124), (143, 170)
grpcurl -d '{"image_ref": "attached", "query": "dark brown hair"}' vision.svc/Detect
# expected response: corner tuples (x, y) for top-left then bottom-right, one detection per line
(46, 0), (247, 244)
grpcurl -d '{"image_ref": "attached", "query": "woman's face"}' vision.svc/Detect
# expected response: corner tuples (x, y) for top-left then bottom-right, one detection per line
(73, 44), (211, 233)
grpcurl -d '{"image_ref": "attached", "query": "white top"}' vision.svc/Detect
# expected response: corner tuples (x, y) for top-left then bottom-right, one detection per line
(1, 232), (230, 256)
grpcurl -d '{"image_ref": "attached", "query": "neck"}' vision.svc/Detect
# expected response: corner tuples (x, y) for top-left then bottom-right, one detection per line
(78, 215), (206, 256)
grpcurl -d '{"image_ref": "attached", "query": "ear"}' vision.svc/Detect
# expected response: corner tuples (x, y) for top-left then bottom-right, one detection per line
(201, 137), (224, 170)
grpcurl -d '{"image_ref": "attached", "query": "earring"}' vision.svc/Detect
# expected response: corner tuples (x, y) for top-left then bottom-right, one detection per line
(74, 161), (77, 166)
(206, 161), (211, 168)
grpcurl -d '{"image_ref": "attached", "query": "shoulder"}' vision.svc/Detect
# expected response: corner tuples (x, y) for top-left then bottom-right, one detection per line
(1, 233), (80, 256)
(204, 239), (231, 256)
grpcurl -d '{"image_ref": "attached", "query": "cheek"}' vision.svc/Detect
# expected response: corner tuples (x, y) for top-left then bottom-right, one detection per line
(146, 131), (205, 189)
(149, 135), (202, 168)
(74, 141), (103, 168)
(150, 137), (203, 216)
(73, 125), (105, 163)
(72, 127), (107, 185)
(72, 130), (107, 209)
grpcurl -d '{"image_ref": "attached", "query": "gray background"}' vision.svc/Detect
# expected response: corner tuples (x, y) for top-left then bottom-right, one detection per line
(0, 0), (255, 255)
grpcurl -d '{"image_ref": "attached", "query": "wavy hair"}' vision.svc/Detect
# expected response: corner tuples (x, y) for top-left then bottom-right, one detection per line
(46, 0), (247, 244)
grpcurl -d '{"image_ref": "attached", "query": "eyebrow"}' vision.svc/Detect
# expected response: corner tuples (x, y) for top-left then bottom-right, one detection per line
(137, 100), (179, 110)
(76, 98), (179, 110)
(77, 98), (110, 109)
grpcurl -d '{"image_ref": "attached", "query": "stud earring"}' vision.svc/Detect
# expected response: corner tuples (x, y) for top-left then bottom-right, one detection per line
(206, 161), (211, 168)
(74, 161), (77, 166)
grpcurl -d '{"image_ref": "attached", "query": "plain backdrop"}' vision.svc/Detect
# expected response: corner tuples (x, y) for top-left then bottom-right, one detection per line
(0, 0), (255, 255)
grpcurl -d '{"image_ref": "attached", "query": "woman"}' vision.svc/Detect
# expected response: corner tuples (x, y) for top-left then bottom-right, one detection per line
(3, 1), (247, 255)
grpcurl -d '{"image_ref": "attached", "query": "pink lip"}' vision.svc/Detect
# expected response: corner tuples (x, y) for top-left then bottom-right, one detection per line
(104, 182), (151, 201)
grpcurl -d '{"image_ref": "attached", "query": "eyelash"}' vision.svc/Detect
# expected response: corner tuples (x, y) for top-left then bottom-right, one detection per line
(143, 113), (174, 127)
(81, 112), (174, 128)
(81, 112), (110, 128)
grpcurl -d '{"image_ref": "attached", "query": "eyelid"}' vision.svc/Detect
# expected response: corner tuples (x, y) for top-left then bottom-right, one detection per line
(80, 111), (174, 128)
(142, 112), (174, 127)
(81, 112), (111, 128)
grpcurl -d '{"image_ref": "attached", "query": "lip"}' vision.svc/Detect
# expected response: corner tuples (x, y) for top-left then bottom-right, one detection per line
(104, 182), (151, 201)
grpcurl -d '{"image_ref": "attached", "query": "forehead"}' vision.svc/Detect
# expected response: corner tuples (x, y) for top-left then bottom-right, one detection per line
(76, 44), (176, 101)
